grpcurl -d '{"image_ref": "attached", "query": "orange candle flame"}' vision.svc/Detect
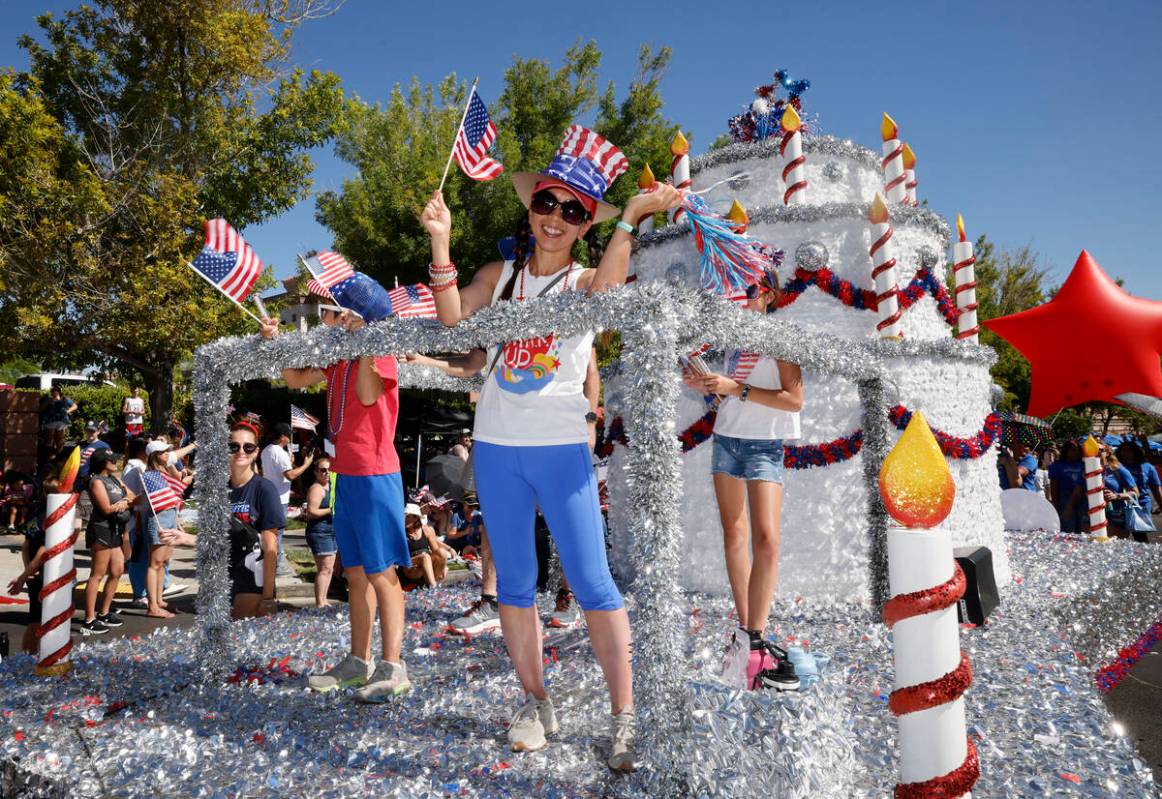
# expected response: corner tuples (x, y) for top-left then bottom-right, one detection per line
(782, 104), (802, 133)
(956, 213), (967, 243)
(868, 193), (890, 224)
(727, 199), (749, 226)
(879, 411), (956, 528)
(57, 446), (81, 494)
(638, 163), (656, 190)
(1082, 435), (1100, 459)
(901, 143), (916, 169)
(881, 112), (899, 142)
(670, 130), (689, 156)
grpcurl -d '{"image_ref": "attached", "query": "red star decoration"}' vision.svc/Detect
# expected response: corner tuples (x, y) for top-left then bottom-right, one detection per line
(983, 250), (1162, 417)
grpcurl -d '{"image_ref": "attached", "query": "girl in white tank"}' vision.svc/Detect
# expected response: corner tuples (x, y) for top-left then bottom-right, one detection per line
(421, 126), (681, 771)
(684, 269), (805, 693)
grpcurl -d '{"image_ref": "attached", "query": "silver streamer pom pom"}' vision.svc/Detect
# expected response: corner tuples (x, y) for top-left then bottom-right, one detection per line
(822, 161), (844, 182)
(795, 241), (830, 272)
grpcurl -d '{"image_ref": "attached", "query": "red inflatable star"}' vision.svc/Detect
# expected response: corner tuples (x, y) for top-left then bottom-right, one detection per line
(984, 250), (1162, 417)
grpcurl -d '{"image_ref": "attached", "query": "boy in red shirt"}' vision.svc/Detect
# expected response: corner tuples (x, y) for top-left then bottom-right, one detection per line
(260, 281), (410, 702)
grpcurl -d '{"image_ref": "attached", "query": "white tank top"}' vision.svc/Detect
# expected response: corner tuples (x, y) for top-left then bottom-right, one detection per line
(712, 351), (801, 440)
(473, 260), (594, 446)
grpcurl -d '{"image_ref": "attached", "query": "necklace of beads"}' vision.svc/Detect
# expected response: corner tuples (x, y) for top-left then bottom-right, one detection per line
(327, 360), (355, 438)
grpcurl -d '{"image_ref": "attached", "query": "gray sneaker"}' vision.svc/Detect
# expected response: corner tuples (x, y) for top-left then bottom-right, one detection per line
(547, 590), (581, 629)
(507, 693), (558, 752)
(608, 709), (636, 772)
(353, 661), (412, 704)
(307, 653), (372, 693)
(449, 597), (501, 635)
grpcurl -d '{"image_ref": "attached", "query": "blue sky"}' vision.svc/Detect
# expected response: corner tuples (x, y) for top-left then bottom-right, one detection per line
(3, 0), (1160, 296)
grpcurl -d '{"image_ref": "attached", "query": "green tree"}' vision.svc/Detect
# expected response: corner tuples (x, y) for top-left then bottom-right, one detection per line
(316, 41), (681, 287)
(966, 235), (1050, 412)
(0, 0), (345, 433)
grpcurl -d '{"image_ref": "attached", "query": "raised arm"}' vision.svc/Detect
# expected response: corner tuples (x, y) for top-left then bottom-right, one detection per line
(583, 183), (683, 294)
(422, 190), (503, 325)
(258, 317), (326, 387)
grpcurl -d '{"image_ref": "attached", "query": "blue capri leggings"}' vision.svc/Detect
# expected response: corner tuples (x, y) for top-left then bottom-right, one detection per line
(472, 441), (622, 612)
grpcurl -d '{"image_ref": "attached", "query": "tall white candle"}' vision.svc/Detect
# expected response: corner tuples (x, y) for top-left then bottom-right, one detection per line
(869, 193), (902, 339)
(902, 142), (919, 206)
(882, 113), (908, 204)
(669, 131), (691, 225)
(953, 214), (979, 344)
(780, 104), (807, 206)
(1082, 436), (1108, 540)
(37, 491), (78, 676)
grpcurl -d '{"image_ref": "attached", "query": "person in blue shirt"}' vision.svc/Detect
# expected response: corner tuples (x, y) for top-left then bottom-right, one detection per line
(1115, 442), (1162, 515)
(1048, 441), (1087, 533)
(1100, 446), (1139, 538)
(78, 421), (111, 480)
(998, 441), (1038, 491)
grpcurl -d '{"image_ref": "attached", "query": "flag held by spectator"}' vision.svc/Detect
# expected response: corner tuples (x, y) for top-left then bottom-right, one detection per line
(142, 469), (184, 513)
(452, 89), (504, 181)
(290, 404), (320, 432)
(190, 219), (264, 303)
(388, 284), (437, 319)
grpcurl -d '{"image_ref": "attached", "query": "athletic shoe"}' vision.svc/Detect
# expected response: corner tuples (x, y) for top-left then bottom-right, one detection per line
(97, 611), (124, 628)
(162, 583), (188, 598)
(720, 630), (748, 688)
(449, 597), (501, 635)
(307, 653), (373, 693)
(547, 590), (580, 629)
(507, 693), (558, 752)
(275, 558), (295, 578)
(129, 597), (148, 609)
(749, 640), (800, 691)
(607, 709), (636, 772)
(80, 618), (109, 636)
(353, 661), (411, 704)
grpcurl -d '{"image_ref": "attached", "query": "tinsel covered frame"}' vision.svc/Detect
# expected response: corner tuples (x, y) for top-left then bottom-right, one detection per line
(192, 283), (992, 794)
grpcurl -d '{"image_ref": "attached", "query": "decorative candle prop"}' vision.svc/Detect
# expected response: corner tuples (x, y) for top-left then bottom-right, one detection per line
(637, 163), (657, 233)
(882, 113), (908, 204)
(868, 193), (903, 339)
(901, 143), (918, 206)
(881, 412), (979, 799)
(1082, 435), (1109, 541)
(953, 214), (979, 343)
(727, 199), (749, 234)
(780, 104), (807, 205)
(37, 447), (81, 677)
(670, 131), (692, 225)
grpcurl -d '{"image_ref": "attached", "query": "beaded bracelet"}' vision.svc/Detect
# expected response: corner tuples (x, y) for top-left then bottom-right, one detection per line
(431, 281), (458, 294)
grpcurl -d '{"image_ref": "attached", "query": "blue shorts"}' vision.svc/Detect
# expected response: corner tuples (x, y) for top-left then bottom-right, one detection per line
(473, 441), (622, 612)
(711, 435), (786, 484)
(333, 473), (407, 575)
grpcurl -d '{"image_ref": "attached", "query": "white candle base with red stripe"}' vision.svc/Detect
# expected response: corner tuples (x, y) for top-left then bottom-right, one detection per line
(1085, 456), (1109, 540)
(670, 152), (691, 225)
(36, 492), (78, 676)
(780, 130), (807, 205)
(953, 240), (979, 343)
(882, 138), (908, 204)
(871, 220), (902, 339)
(904, 169), (918, 206)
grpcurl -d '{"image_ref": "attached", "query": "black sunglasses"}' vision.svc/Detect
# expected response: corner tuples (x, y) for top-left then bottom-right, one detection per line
(228, 442), (259, 454)
(530, 190), (591, 226)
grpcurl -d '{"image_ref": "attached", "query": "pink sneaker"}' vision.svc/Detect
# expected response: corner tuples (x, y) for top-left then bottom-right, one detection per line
(746, 647), (776, 690)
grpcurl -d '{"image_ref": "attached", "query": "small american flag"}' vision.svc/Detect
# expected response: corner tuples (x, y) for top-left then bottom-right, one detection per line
(387, 283), (437, 319)
(304, 252), (356, 289)
(142, 469), (184, 512)
(306, 278), (333, 299)
(290, 404), (320, 432)
(452, 90), (504, 181)
(243, 411), (262, 425)
(727, 350), (761, 382)
(191, 219), (264, 302)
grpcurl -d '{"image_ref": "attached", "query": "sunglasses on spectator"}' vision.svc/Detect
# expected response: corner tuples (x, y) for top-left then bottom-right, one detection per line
(530, 190), (591, 225)
(228, 442), (259, 454)
(316, 465), (329, 472)
(745, 282), (775, 300)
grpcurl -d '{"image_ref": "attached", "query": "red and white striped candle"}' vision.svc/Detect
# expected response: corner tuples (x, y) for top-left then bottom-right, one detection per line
(902, 143), (918, 206)
(669, 131), (691, 225)
(953, 214), (979, 343)
(36, 447), (81, 677)
(637, 163), (656, 234)
(869, 193), (903, 339)
(881, 113), (908, 205)
(1083, 436), (1108, 539)
(780, 105), (807, 206)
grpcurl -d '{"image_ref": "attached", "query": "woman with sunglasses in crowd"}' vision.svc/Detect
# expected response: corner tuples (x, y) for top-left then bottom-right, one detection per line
(304, 454), (338, 608)
(226, 423), (285, 619)
(684, 269), (804, 693)
(421, 127), (680, 770)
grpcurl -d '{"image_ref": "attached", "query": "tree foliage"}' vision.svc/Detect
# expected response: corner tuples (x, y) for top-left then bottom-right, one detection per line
(317, 41), (682, 287)
(0, 0), (345, 432)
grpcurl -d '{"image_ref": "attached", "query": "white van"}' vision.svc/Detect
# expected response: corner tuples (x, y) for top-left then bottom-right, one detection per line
(14, 373), (113, 391)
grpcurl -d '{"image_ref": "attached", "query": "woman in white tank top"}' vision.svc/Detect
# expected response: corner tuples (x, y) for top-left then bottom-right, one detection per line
(684, 269), (805, 693)
(420, 126), (680, 771)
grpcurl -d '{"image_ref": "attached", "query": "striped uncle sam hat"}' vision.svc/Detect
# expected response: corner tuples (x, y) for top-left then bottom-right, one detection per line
(510, 125), (630, 224)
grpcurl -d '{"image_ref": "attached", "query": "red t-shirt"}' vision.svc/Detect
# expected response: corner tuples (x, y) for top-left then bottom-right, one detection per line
(324, 357), (401, 476)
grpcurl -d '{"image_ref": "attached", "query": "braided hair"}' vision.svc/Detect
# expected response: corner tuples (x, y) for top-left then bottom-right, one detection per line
(499, 216), (533, 302)
(584, 227), (604, 269)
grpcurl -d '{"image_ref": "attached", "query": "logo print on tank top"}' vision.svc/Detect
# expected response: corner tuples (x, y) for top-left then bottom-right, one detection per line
(497, 335), (561, 394)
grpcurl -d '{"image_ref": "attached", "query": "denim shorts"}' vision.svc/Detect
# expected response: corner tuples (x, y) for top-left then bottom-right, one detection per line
(306, 521), (338, 557)
(711, 434), (786, 484)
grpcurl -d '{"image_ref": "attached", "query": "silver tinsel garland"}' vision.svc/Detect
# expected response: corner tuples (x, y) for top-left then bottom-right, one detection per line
(689, 134), (884, 175)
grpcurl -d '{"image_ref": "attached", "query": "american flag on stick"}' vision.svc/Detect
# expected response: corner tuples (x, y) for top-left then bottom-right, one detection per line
(306, 278), (333, 299)
(439, 80), (504, 190)
(190, 220), (265, 314)
(303, 251), (356, 289)
(387, 284), (437, 319)
(142, 469), (184, 513)
(290, 404), (320, 432)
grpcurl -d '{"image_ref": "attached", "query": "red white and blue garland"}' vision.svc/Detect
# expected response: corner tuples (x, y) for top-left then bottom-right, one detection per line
(776, 266), (961, 329)
(1095, 617), (1162, 694)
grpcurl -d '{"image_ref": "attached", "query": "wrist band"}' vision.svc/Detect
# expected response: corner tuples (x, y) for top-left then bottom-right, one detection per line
(431, 281), (458, 293)
(615, 220), (636, 236)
